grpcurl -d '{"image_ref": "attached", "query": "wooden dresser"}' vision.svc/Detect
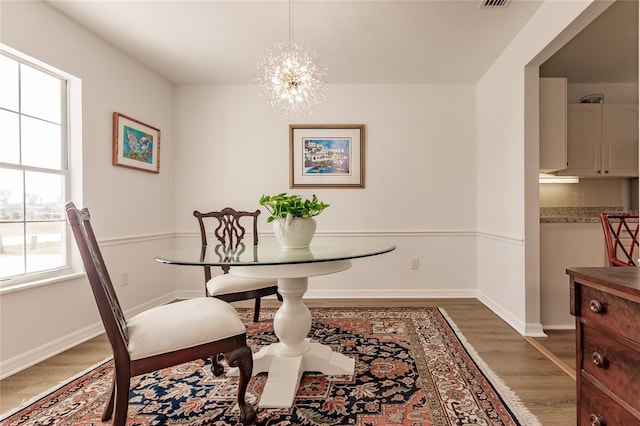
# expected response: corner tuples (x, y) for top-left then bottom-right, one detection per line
(567, 267), (640, 425)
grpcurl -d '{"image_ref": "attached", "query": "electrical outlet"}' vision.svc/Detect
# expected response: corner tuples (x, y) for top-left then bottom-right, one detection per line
(410, 258), (419, 270)
(121, 271), (129, 286)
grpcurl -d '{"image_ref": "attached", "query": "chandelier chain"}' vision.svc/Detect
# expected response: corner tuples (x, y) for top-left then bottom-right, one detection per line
(289, 0), (294, 45)
(255, 0), (328, 117)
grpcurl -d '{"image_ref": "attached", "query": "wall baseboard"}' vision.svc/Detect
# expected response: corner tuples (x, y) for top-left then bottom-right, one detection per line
(477, 290), (546, 337)
(175, 288), (478, 301)
(303, 288), (478, 299)
(0, 322), (107, 380)
(0, 292), (176, 380)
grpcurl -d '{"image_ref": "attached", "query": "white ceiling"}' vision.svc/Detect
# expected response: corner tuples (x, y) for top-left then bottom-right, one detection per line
(44, 0), (637, 86)
(540, 0), (638, 83)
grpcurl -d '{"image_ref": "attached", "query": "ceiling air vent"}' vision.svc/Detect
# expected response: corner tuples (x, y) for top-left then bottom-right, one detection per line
(479, 0), (511, 8)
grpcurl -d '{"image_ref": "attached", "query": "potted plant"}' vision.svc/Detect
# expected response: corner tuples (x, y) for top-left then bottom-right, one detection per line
(259, 193), (329, 248)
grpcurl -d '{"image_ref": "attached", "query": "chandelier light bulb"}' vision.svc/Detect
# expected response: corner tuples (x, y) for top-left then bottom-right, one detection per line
(256, 41), (328, 117)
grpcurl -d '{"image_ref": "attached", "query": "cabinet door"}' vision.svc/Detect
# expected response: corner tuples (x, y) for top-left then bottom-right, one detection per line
(602, 104), (638, 177)
(560, 104), (601, 176)
(539, 78), (567, 172)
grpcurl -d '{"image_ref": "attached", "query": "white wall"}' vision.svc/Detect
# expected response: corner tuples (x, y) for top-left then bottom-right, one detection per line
(0, 1), (176, 377)
(0, 0), (622, 377)
(476, 0), (610, 335)
(172, 84), (479, 299)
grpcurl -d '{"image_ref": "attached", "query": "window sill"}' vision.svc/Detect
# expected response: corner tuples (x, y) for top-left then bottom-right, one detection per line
(0, 271), (86, 295)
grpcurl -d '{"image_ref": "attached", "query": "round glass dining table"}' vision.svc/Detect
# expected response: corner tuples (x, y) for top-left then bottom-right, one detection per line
(156, 237), (396, 409)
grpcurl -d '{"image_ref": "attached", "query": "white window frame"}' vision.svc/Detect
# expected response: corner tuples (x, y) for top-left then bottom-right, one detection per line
(0, 44), (83, 293)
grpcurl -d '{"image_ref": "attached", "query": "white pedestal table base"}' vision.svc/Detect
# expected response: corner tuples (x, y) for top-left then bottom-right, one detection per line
(229, 260), (354, 409)
(251, 339), (355, 408)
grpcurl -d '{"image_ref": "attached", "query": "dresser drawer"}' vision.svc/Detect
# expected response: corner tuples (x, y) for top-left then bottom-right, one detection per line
(582, 324), (640, 406)
(580, 285), (640, 341)
(580, 379), (639, 426)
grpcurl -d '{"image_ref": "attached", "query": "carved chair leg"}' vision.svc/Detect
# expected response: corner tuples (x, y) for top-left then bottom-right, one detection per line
(253, 297), (261, 323)
(102, 372), (116, 421)
(112, 369), (131, 426)
(211, 354), (225, 376)
(226, 346), (256, 425)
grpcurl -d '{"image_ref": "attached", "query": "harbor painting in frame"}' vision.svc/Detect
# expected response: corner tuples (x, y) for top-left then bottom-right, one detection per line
(290, 124), (365, 188)
(112, 112), (161, 173)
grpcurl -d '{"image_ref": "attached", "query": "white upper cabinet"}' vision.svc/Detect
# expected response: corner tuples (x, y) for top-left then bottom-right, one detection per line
(558, 103), (638, 177)
(539, 78), (568, 173)
(559, 104), (601, 175)
(602, 104), (639, 176)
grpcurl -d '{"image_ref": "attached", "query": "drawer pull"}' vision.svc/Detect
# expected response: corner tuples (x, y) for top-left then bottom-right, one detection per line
(589, 414), (605, 426)
(589, 300), (606, 314)
(592, 352), (608, 368)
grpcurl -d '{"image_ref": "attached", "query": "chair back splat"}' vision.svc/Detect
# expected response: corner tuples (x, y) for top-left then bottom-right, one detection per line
(193, 208), (280, 323)
(195, 208), (260, 276)
(599, 212), (639, 267)
(214, 207), (258, 249)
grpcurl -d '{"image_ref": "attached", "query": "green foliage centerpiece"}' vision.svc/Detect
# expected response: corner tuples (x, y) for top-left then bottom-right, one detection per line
(259, 193), (329, 248)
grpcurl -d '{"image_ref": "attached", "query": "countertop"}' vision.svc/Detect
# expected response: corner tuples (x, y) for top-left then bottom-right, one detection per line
(540, 207), (627, 223)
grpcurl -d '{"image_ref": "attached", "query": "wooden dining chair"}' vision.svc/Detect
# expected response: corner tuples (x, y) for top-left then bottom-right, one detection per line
(194, 207), (280, 323)
(65, 202), (256, 426)
(599, 211), (639, 266)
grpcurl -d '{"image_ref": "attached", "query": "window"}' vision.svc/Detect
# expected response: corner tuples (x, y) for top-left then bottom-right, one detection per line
(0, 50), (70, 286)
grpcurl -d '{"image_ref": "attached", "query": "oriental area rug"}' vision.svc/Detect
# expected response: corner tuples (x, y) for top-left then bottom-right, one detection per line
(1, 307), (541, 426)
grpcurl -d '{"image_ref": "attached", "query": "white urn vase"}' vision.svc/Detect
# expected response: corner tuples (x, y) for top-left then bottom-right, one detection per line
(273, 216), (317, 249)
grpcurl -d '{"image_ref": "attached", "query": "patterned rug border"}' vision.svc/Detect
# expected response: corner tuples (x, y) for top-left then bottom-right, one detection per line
(0, 307), (542, 425)
(436, 308), (542, 426)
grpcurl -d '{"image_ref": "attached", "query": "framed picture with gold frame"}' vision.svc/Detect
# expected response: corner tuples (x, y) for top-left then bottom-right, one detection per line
(112, 112), (161, 173)
(289, 124), (365, 188)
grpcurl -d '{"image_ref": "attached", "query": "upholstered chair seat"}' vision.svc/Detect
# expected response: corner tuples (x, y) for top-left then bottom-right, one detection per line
(127, 298), (246, 360)
(206, 275), (278, 299)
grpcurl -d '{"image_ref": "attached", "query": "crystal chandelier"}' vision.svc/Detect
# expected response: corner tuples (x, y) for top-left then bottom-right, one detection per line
(256, 0), (328, 117)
